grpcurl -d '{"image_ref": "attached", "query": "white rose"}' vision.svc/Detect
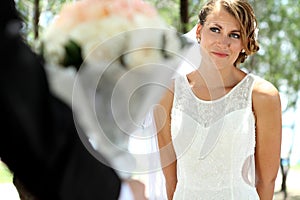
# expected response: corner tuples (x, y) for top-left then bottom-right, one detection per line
(69, 17), (133, 65)
(42, 28), (69, 65)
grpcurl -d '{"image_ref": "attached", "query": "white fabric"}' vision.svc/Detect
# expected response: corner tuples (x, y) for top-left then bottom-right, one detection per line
(174, 25), (200, 78)
(0, 183), (20, 200)
(128, 111), (168, 200)
(171, 73), (260, 200)
(134, 25), (200, 200)
(118, 182), (134, 200)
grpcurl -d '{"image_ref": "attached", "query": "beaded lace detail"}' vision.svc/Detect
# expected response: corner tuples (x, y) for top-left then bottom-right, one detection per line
(174, 74), (254, 128)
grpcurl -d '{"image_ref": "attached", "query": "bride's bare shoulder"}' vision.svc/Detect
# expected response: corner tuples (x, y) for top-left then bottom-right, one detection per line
(252, 76), (281, 111)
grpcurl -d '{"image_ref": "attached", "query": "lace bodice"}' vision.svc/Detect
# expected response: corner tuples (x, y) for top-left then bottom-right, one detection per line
(171, 74), (260, 199)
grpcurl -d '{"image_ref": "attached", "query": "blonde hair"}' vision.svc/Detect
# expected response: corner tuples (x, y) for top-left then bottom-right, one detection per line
(198, 0), (259, 66)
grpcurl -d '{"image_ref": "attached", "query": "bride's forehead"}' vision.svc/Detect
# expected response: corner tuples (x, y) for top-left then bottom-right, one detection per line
(205, 9), (240, 28)
(207, 7), (234, 20)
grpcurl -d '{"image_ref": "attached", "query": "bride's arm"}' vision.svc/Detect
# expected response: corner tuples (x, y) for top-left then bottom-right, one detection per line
(252, 79), (282, 200)
(154, 84), (177, 200)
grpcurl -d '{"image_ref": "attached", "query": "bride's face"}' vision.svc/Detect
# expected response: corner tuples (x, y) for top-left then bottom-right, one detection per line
(196, 6), (244, 70)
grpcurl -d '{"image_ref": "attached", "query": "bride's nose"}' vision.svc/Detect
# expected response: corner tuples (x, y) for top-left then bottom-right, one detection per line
(217, 34), (230, 47)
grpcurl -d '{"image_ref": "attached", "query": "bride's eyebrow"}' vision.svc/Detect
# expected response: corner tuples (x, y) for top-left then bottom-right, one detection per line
(207, 22), (222, 29)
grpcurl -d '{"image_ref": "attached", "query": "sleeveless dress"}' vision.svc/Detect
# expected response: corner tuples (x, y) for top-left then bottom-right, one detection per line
(171, 73), (260, 200)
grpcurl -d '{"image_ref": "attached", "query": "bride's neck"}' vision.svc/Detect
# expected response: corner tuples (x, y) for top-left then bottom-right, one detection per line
(195, 65), (238, 88)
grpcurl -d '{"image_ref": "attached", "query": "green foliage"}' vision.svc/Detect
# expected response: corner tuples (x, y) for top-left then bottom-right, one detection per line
(15, 0), (73, 47)
(15, 0), (35, 43)
(146, 0), (181, 30)
(146, 0), (203, 32)
(246, 0), (300, 109)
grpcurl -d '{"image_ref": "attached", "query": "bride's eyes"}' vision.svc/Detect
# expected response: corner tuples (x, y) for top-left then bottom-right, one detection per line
(210, 27), (220, 33)
(229, 33), (240, 39)
(209, 27), (241, 39)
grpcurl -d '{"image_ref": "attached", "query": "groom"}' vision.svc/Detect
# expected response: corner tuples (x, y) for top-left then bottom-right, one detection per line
(0, 1), (146, 199)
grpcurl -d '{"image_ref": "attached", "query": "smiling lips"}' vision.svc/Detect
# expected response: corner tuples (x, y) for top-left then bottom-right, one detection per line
(212, 51), (229, 58)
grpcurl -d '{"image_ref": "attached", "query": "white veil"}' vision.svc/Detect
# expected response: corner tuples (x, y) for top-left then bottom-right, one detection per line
(128, 24), (201, 200)
(173, 25), (200, 78)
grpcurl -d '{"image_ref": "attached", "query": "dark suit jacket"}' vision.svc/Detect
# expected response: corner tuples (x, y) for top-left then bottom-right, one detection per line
(0, 1), (121, 199)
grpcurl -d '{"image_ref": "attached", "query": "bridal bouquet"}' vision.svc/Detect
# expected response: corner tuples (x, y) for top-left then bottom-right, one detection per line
(41, 0), (190, 176)
(42, 0), (184, 69)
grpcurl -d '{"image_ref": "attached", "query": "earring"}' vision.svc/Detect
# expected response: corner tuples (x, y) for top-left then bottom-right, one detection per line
(197, 37), (201, 44)
(241, 49), (247, 59)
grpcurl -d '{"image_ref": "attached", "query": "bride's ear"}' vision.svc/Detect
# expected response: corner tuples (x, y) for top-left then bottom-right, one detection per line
(196, 24), (202, 43)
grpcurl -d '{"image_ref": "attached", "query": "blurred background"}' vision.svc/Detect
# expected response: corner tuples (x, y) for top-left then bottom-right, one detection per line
(1, 0), (299, 199)
(14, 0), (300, 121)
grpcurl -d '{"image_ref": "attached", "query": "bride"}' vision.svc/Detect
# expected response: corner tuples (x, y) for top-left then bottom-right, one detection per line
(154, 0), (282, 199)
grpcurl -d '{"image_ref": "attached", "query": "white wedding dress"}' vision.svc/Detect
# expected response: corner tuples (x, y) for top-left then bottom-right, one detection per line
(171, 73), (260, 200)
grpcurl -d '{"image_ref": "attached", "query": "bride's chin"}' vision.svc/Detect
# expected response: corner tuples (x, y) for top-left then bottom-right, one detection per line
(209, 59), (232, 70)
